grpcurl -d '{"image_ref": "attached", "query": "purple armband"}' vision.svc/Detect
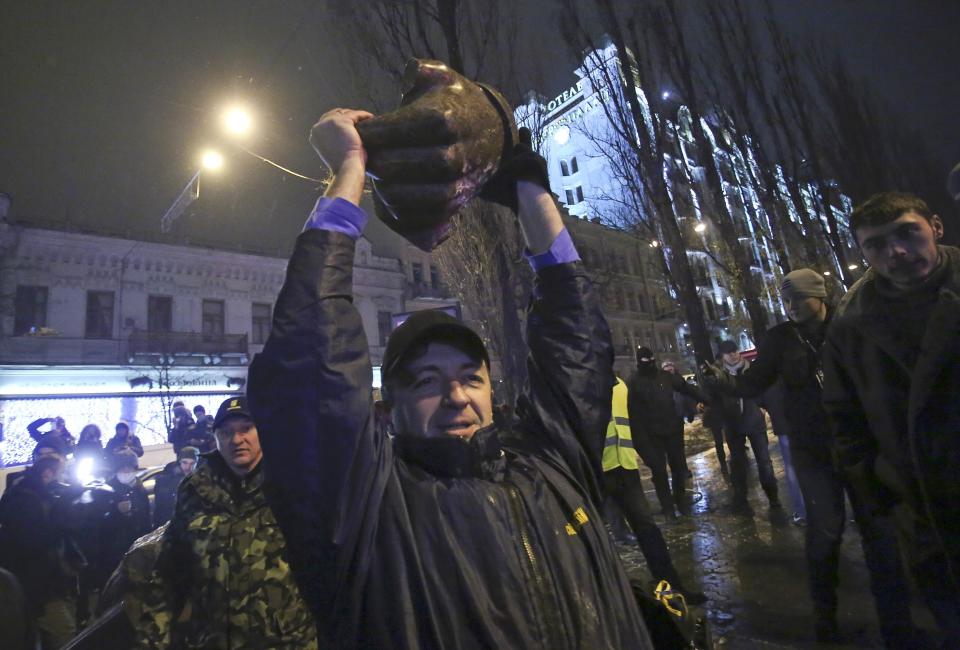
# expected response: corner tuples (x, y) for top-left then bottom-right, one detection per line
(303, 197), (368, 239)
(525, 227), (581, 271)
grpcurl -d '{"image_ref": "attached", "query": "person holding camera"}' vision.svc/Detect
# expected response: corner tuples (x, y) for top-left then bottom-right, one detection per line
(95, 451), (151, 590)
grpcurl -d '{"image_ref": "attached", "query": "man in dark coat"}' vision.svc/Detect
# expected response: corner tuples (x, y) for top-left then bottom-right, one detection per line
(96, 450), (151, 589)
(711, 340), (782, 516)
(183, 406), (216, 453)
(247, 108), (653, 648)
(152, 446), (199, 527)
(27, 417), (75, 454)
(626, 346), (708, 518)
(103, 422), (143, 459)
(822, 191), (960, 644)
(0, 456), (79, 649)
(707, 269), (923, 645)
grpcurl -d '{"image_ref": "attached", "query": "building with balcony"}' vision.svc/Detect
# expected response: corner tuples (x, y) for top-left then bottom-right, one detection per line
(0, 214), (413, 465)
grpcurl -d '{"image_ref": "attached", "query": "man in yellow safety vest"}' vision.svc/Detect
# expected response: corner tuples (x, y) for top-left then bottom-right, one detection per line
(604, 377), (706, 605)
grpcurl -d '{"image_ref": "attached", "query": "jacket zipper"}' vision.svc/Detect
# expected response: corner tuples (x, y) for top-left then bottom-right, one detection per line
(506, 483), (564, 648)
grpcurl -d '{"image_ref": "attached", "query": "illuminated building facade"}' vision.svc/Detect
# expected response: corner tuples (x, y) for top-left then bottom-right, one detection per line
(516, 43), (858, 358)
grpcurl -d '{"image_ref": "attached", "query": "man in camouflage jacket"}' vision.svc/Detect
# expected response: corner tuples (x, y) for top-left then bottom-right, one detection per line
(133, 396), (316, 649)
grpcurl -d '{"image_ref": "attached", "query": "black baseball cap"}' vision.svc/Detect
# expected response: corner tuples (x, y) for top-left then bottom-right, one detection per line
(381, 309), (489, 384)
(213, 395), (252, 429)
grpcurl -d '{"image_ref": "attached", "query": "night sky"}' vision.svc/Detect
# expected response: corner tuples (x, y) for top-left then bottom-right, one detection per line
(2, 0), (958, 254)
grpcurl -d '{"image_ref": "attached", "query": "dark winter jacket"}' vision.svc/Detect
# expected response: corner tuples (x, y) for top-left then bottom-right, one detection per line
(27, 418), (75, 452)
(0, 472), (80, 611)
(183, 418), (215, 454)
(822, 244), (960, 588)
(133, 452), (317, 649)
(247, 229), (652, 649)
(708, 359), (767, 437)
(151, 462), (186, 528)
(710, 314), (832, 453)
(626, 367), (707, 439)
(104, 434), (144, 458)
(97, 477), (151, 586)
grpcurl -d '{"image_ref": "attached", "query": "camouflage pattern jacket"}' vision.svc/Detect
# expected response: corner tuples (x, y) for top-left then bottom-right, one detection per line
(135, 452), (317, 649)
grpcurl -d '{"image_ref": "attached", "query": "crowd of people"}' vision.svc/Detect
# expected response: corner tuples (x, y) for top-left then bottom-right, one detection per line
(0, 100), (957, 650)
(0, 406), (210, 649)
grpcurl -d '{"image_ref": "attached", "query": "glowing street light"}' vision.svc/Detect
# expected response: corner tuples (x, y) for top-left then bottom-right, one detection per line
(847, 264), (859, 271)
(650, 240), (659, 248)
(201, 149), (224, 171)
(661, 91), (671, 101)
(823, 270), (832, 276)
(161, 149), (224, 233)
(694, 222), (707, 233)
(223, 106), (253, 136)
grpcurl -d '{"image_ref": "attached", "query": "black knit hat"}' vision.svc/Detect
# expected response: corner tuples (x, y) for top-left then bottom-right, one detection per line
(635, 346), (654, 361)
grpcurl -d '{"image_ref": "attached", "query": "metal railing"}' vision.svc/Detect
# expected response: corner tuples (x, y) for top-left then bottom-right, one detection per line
(0, 331), (249, 365)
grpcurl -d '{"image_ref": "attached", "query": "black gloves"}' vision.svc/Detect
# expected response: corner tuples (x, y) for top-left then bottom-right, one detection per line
(480, 127), (550, 212)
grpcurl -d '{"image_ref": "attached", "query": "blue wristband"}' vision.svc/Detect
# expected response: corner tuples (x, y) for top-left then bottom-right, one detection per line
(303, 197), (368, 239)
(525, 228), (581, 271)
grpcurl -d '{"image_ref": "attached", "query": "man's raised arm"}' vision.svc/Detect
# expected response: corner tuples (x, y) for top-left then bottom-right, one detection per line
(247, 109), (388, 621)
(513, 177), (615, 501)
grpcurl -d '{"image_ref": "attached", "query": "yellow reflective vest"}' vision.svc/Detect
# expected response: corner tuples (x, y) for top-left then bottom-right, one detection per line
(603, 377), (639, 472)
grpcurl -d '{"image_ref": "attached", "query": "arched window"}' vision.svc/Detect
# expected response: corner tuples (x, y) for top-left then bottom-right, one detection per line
(560, 160), (570, 176)
(570, 157), (579, 173)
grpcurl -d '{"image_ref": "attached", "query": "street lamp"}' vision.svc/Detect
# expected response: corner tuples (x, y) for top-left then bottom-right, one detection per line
(201, 149), (224, 171)
(650, 240), (659, 248)
(847, 264), (859, 271)
(694, 222), (706, 234)
(223, 106), (253, 137)
(160, 148), (224, 233)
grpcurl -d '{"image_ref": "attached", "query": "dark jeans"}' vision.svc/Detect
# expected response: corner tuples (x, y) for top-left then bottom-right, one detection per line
(603, 467), (681, 587)
(902, 517), (960, 645)
(709, 424), (727, 470)
(645, 433), (688, 514)
(792, 445), (919, 644)
(725, 425), (777, 503)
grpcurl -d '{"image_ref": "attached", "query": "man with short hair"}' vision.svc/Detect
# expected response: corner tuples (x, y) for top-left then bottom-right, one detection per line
(708, 269), (923, 645)
(823, 191), (960, 643)
(134, 396), (316, 647)
(247, 108), (653, 647)
(712, 340), (781, 515)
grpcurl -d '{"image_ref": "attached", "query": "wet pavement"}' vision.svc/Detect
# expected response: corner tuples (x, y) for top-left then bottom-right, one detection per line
(613, 435), (936, 649)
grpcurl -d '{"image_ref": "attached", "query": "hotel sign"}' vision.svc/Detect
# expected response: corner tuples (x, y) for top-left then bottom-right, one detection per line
(546, 80), (585, 114)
